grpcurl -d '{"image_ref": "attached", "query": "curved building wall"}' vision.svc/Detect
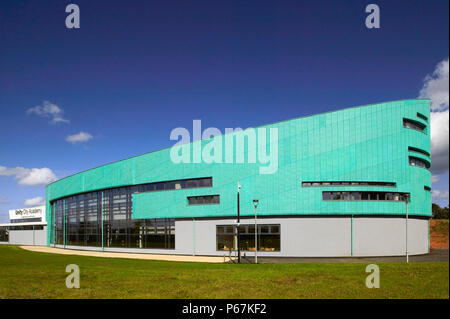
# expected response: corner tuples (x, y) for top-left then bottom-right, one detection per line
(45, 99), (431, 256)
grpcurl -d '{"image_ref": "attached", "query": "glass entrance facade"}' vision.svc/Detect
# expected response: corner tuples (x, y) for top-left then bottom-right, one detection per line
(51, 177), (212, 249)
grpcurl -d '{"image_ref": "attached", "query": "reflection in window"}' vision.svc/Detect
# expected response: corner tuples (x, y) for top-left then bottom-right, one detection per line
(322, 191), (409, 202)
(50, 177), (213, 248)
(403, 118), (426, 132)
(7, 225), (44, 231)
(188, 195), (220, 205)
(216, 224), (281, 252)
(52, 187), (175, 249)
(10, 217), (42, 223)
(302, 181), (395, 187)
(409, 156), (429, 169)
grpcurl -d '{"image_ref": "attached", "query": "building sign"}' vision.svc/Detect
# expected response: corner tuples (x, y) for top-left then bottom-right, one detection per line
(9, 206), (45, 222)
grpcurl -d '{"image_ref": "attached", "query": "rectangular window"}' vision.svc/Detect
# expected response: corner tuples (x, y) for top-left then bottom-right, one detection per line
(303, 181), (395, 187)
(188, 195), (220, 205)
(216, 224), (281, 252)
(322, 191), (409, 202)
(10, 217), (42, 224)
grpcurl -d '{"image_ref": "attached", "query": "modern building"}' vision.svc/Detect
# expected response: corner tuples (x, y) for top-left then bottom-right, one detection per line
(0, 206), (47, 246)
(45, 99), (432, 257)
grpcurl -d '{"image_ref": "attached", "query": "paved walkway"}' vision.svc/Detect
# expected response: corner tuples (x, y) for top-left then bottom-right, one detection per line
(19, 246), (449, 264)
(19, 246), (230, 263)
(255, 249), (449, 264)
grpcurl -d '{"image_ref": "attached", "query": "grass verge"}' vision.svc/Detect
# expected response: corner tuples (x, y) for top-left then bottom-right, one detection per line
(0, 245), (448, 299)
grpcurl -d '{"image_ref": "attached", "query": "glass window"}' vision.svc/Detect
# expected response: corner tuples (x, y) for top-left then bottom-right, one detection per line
(51, 189), (175, 249)
(403, 118), (426, 132)
(322, 192), (332, 200)
(350, 192), (361, 200)
(408, 147), (430, 157)
(341, 192), (351, 200)
(49, 176), (213, 249)
(216, 224), (280, 252)
(331, 192), (341, 200)
(303, 181), (395, 187)
(417, 112), (428, 121)
(188, 195), (220, 205)
(270, 225), (280, 234)
(322, 191), (409, 202)
(409, 156), (429, 169)
(260, 225), (269, 234)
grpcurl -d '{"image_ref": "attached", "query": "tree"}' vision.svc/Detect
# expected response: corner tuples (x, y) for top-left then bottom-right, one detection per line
(432, 203), (449, 219)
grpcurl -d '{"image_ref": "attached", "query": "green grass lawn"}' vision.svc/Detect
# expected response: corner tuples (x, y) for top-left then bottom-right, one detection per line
(0, 245), (448, 299)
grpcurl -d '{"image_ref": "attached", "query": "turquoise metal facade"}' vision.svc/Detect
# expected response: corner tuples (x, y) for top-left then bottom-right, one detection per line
(46, 99), (431, 246)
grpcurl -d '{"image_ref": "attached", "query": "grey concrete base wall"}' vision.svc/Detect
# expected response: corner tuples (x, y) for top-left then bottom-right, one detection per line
(178, 217), (352, 257)
(353, 218), (429, 256)
(9, 227), (47, 246)
(51, 217), (429, 257)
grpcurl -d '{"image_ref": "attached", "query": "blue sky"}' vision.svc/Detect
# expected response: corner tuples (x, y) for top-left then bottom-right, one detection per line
(0, 0), (448, 223)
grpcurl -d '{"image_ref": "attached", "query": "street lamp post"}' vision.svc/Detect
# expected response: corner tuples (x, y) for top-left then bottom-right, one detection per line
(405, 194), (410, 263)
(237, 182), (241, 263)
(253, 199), (259, 264)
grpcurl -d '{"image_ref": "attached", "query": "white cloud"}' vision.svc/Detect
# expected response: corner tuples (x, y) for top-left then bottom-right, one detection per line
(24, 196), (45, 207)
(0, 166), (58, 186)
(418, 58), (449, 175)
(432, 189), (449, 200)
(66, 131), (93, 143)
(432, 175), (440, 183)
(419, 58), (449, 111)
(430, 110), (449, 174)
(27, 100), (70, 124)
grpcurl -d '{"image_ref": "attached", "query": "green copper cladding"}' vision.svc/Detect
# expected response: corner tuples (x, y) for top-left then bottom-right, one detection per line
(46, 99), (431, 246)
